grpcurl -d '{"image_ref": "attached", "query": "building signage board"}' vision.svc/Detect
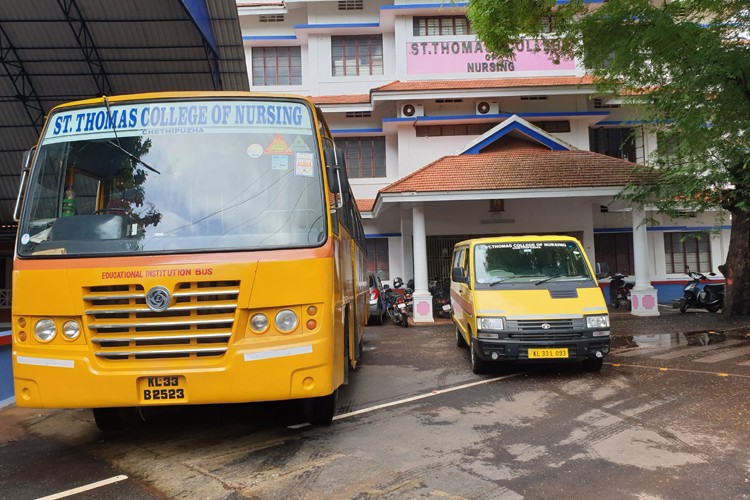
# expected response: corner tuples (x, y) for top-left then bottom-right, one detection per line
(406, 39), (575, 75)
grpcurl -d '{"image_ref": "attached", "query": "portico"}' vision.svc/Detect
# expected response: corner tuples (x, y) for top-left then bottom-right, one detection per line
(369, 116), (658, 322)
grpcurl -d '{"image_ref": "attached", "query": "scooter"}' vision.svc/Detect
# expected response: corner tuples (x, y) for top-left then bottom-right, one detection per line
(429, 276), (452, 318)
(383, 284), (409, 327)
(678, 268), (724, 313)
(608, 273), (634, 310)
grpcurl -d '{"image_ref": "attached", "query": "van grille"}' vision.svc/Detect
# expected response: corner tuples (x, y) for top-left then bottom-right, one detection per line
(506, 318), (584, 342)
(84, 281), (240, 360)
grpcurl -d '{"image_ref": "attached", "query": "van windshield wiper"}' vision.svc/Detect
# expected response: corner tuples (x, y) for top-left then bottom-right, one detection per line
(488, 275), (542, 286)
(535, 275), (587, 286)
(535, 275), (562, 286)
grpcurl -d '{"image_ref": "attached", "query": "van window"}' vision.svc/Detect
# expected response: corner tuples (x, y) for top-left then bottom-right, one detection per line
(452, 247), (467, 279)
(474, 241), (592, 284)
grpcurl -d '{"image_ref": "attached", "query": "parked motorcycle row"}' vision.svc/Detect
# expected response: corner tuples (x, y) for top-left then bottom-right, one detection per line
(677, 267), (725, 313)
(607, 273), (634, 310)
(378, 276), (453, 327)
(381, 277), (411, 327)
(607, 267), (725, 314)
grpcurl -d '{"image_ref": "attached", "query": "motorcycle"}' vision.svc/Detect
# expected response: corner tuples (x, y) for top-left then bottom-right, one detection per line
(391, 277), (413, 316)
(429, 276), (452, 318)
(607, 273), (634, 310)
(383, 283), (409, 327)
(678, 268), (724, 313)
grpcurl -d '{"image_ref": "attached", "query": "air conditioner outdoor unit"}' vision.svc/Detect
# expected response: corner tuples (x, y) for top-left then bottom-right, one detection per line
(399, 103), (424, 118)
(475, 101), (499, 115)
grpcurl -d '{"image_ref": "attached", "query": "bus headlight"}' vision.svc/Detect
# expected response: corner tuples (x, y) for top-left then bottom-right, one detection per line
(34, 319), (56, 342)
(62, 320), (81, 340)
(478, 317), (504, 331)
(250, 313), (269, 334)
(275, 309), (299, 333)
(586, 315), (610, 329)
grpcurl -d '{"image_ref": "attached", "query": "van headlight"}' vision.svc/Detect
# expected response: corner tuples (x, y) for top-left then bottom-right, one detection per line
(586, 315), (610, 329)
(478, 317), (504, 331)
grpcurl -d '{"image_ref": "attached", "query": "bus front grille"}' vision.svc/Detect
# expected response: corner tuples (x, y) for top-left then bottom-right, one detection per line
(84, 281), (240, 360)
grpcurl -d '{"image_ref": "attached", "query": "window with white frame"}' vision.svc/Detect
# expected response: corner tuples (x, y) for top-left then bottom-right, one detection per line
(663, 232), (712, 274)
(336, 137), (386, 178)
(589, 127), (637, 162)
(251, 46), (302, 86)
(366, 238), (389, 280)
(331, 35), (383, 76)
(413, 16), (474, 36)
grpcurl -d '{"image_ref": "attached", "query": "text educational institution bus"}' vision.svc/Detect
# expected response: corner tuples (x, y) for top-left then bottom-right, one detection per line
(12, 92), (368, 430)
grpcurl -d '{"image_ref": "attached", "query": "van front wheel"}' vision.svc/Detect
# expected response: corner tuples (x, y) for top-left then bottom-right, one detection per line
(470, 338), (488, 375)
(582, 357), (604, 372)
(456, 326), (468, 348)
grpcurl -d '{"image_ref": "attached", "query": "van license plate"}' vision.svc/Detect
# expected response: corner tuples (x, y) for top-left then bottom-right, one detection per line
(138, 376), (187, 402)
(442, 304), (451, 311)
(528, 348), (569, 359)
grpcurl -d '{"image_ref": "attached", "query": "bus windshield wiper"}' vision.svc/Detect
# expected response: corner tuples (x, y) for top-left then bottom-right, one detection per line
(103, 95), (160, 175)
(105, 140), (161, 175)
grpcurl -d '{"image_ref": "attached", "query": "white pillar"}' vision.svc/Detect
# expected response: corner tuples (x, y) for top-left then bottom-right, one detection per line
(631, 207), (659, 316)
(411, 203), (434, 323)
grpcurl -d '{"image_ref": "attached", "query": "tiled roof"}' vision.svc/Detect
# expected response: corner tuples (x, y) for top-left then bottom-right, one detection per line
(312, 94), (371, 105)
(380, 147), (653, 194)
(374, 76), (595, 93)
(356, 198), (376, 212)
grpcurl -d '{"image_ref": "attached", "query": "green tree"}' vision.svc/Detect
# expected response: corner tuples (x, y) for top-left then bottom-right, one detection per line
(468, 0), (750, 316)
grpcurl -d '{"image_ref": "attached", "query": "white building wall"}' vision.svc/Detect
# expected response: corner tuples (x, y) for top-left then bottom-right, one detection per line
(238, 1), (732, 291)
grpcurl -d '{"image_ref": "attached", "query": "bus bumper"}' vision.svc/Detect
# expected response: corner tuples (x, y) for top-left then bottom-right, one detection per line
(12, 339), (337, 409)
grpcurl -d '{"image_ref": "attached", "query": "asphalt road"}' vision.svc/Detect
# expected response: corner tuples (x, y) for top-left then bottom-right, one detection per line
(2, 313), (750, 499)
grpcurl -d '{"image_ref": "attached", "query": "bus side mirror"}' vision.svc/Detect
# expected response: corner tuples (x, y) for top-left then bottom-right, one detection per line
(324, 147), (349, 194)
(14, 148), (35, 222)
(451, 267), (466, 283)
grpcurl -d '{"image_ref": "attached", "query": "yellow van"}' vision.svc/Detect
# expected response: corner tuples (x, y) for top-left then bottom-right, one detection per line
(451, 235), (610, 373)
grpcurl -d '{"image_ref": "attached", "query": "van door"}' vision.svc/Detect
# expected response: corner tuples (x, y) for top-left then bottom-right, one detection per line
(450, 246), (471, 336)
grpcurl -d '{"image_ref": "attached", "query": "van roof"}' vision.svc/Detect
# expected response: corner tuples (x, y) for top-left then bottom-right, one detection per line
(453, 235), (579, 248)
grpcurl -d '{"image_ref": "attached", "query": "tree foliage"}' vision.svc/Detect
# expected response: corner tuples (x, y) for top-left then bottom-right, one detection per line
(468, 0), (750, 314)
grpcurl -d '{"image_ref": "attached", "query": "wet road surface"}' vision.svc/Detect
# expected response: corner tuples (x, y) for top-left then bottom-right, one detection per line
(2, 314), (750, 499)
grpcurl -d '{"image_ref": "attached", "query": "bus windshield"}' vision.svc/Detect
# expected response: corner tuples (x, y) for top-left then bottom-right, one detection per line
(17, 98), (327, 257)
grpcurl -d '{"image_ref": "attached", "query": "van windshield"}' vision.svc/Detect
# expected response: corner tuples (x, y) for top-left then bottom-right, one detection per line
(474, 241), (593, 285)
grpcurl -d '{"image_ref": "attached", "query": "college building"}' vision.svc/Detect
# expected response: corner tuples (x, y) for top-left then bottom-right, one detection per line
(237, 0), (730, 321)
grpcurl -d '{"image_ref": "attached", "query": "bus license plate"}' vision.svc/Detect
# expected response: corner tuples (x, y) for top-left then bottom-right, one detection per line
(528, 348), (569, 359)
(138, 376), (187, 403)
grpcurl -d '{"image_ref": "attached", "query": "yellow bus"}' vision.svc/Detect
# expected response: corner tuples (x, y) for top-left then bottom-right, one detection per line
(11, 92), (368, 430)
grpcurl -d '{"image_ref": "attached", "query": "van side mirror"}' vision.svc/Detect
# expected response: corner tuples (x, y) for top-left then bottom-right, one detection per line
(324, 147), (349, 194)
(451, 266), (466, 283)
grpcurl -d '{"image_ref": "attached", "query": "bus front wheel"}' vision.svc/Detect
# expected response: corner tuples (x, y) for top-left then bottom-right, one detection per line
(304, 390), (337, 425)
(93, 407), (144, 432)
